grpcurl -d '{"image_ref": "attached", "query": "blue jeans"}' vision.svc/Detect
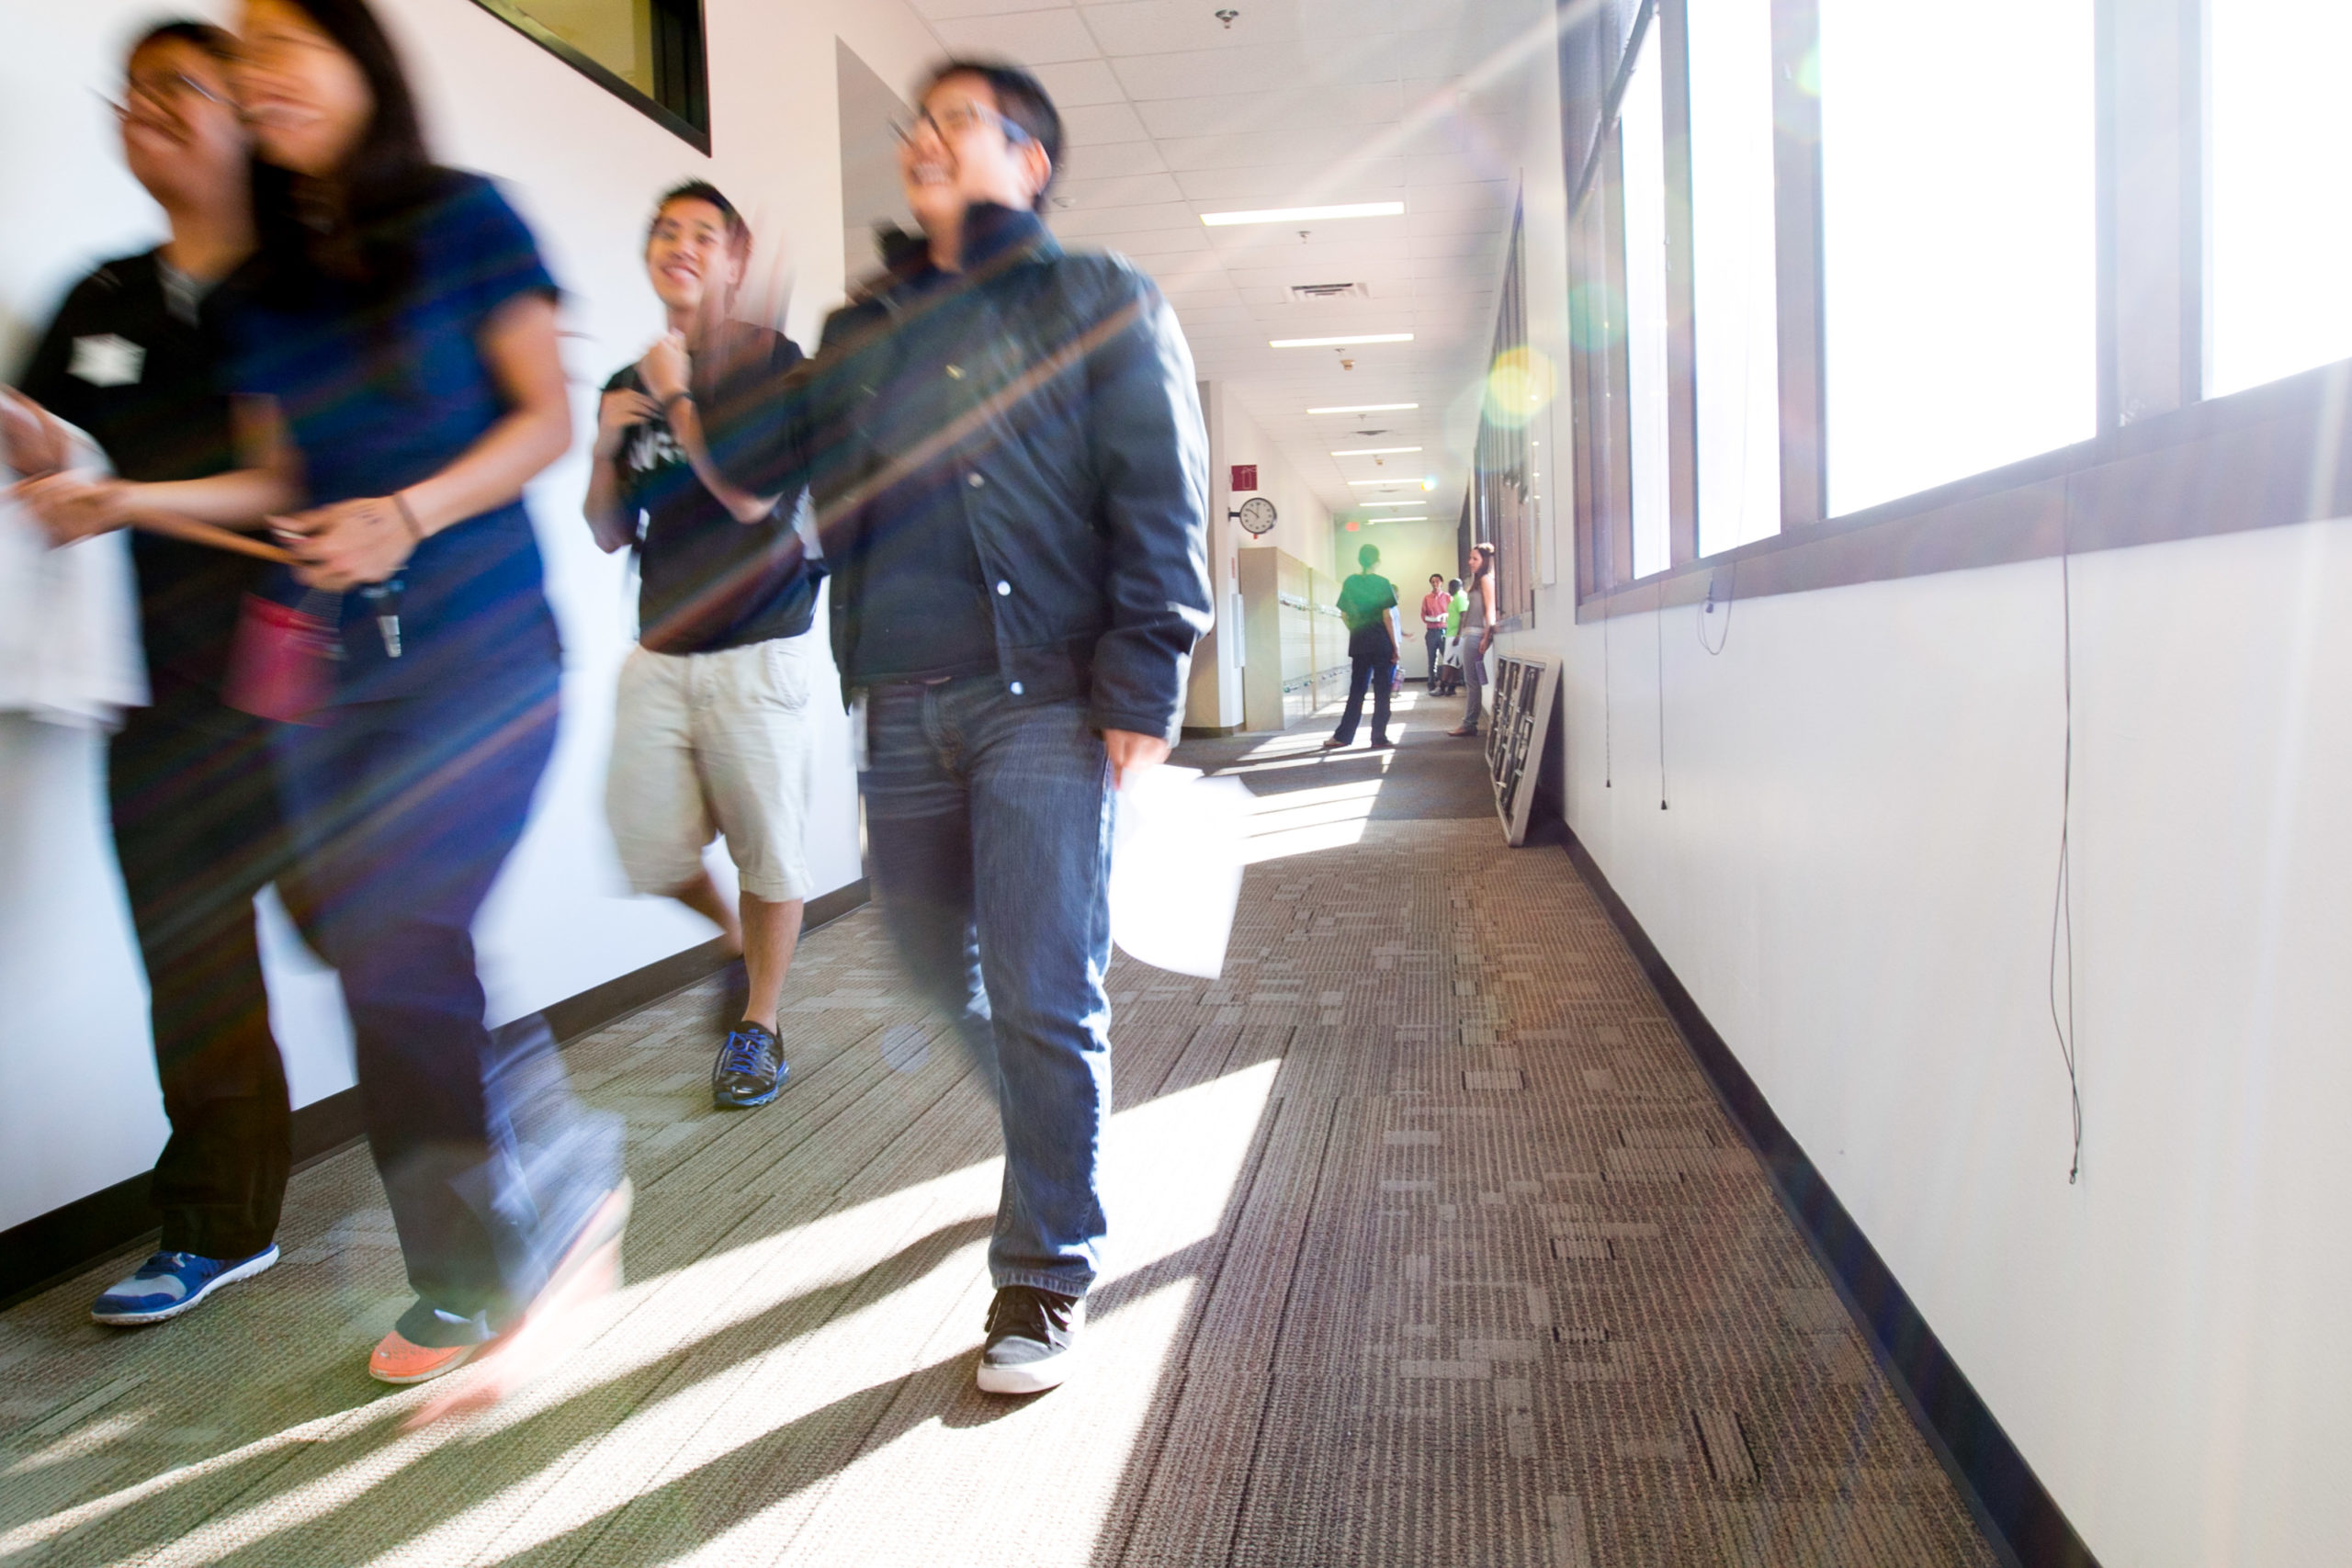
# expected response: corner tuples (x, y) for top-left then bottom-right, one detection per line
(274, 667), (620, 1335)
(862, 679), (1114, 1298)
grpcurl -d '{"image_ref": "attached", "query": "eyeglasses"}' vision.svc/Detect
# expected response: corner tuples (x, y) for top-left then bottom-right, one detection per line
(889, 103), (1033, 149)
(101, 71), (226, 122)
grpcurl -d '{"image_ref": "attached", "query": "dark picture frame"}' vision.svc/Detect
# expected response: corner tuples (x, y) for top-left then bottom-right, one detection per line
(469, 0), (710, 154)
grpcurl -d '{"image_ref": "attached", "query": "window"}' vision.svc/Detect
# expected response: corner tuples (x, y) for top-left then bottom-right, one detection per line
(1620, 28), (1673, 578)
(2205, 0), (2352, 398)
(1560, 0), (2352, 623)
(1687, 0), (1781, 555)
(1472, 205), (1539, 622)
(471, 0), (709, 152)
(1818, 0), (2095, 515)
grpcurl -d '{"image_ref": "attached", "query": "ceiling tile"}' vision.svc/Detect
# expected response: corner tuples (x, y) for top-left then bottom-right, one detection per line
(1153, 127), (1377, 171)
(910, 0), (1069, 18)
(1406, 179), (1514, 213)
(1088, 226), (1214, 256)
(932, 8), (1104, 64)
(1028, 58), (1126, 106)
(1048, 199), (1199, 236)
(1059, 99), (1152, 144)
(1054, 171), (1188, 207)
(1173, 163), (1407, 203)
(1135, 85), (1406, 137)
(1110, 39), (1407, 101)
(1059, 139), (1170, 180)
(1079, 0), (1272, 55)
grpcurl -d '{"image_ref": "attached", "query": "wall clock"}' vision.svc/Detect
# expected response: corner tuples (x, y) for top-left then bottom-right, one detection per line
(1233, 496), (1277, 536)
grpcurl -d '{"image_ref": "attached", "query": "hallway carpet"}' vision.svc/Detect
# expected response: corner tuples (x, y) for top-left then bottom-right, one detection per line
(0, 692), (1996, 1566)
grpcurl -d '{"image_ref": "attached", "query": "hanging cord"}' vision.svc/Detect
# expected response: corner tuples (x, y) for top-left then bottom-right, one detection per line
(2048, 509), (2083, 1184)
(1601, 593), (1613, 788)
(1655, 584), (1668, 810)
(1697, 558), (1736, 655)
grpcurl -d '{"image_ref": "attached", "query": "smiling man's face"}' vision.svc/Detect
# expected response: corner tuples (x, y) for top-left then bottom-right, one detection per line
(645, 197), (744, 315)
(898, 72), (1049, 240)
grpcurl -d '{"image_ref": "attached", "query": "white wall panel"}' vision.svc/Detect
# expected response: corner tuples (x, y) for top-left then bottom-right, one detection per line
(1498, 8), (2352, 1562)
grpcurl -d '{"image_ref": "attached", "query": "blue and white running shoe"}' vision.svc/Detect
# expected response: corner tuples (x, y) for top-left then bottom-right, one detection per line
(90, 1245), (279, 1326)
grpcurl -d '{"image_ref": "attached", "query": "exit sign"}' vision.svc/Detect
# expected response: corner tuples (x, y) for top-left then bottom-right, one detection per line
(1231, 464), (1258, 491)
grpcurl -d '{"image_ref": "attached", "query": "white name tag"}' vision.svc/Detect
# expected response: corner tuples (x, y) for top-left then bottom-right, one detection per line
(68, 334), (145, 388)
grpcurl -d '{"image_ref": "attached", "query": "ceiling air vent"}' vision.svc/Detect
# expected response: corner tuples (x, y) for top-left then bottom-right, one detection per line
(1286, 281), (1372, 303)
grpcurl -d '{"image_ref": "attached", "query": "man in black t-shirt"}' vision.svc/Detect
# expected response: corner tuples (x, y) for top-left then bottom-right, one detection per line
(584, 183), (821, 1111)
(6, 22), (291, 1327)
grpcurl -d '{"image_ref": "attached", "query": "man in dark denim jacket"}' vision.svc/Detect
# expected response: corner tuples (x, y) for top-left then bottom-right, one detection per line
(695, 58), (1211, 1395)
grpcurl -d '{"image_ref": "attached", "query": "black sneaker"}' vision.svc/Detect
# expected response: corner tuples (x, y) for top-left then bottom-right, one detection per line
(977, 1284), (1083, 1394)
(711, 1021), (787, 1109)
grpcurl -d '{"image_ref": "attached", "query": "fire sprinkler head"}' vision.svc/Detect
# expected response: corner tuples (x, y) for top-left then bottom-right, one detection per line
(1216, 8), (1238, 27)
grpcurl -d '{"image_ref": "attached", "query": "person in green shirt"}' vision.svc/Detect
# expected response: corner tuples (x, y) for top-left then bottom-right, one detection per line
(1445, 577), (1467, 638)
(1323, 542), (1405, 750)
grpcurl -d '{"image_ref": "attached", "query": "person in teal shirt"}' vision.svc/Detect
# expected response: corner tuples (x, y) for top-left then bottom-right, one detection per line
(1323, 542), (1405, 749)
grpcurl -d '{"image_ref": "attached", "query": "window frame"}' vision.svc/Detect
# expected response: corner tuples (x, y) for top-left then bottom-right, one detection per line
(1566, 0), (2352, 623)
(1471, 201), (1540, 623)
(469, 0), (712, 154)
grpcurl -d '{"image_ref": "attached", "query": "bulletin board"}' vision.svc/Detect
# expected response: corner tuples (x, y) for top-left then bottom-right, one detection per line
(1483, 653), (1559, 846)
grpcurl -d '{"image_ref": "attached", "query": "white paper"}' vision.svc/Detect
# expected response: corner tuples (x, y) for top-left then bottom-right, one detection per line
(0, 412), (146, 728)
(1108, 763), (1249, 979)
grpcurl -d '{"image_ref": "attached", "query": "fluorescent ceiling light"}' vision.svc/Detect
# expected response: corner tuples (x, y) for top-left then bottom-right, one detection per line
(1362, 501), (1426, 508)
(1271, 333), (1413, 348)
(1347, 479), (1418, 486)
(1308, 403), (1418, 413)
(1201, 201), (1405, 227)
(1331, 446), (1421, 456)
(1368, 515), (1430, 522)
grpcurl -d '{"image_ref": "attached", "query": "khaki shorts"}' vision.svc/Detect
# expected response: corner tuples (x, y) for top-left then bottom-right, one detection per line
(605, 637), (820, 903)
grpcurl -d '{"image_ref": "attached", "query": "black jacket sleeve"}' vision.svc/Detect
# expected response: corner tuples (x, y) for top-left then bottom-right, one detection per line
(1080, 267), (1213, 739)
(690, 324), (809, 505)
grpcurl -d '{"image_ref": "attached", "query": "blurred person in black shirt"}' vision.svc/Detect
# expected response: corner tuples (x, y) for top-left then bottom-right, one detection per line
(5, 20), (291, 1327)
(584, 182), (820, 1111)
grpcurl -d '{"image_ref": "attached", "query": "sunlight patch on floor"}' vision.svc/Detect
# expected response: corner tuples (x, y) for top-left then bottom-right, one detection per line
(653, 1062), (1282, 1567)
(11, 1064), (1284, 1568)
(1239, 776), (1386, 863)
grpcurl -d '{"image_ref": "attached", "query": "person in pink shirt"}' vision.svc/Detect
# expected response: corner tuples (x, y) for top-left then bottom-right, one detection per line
(1418, 572), (1448, 682)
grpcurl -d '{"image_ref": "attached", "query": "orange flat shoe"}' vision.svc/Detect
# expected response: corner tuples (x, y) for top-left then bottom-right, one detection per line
(369, 1328), (481, 1385)
(401, 1180), (634, 1428)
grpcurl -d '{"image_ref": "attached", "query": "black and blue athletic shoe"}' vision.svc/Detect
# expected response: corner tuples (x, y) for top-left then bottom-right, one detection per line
(711, 1021), (788, 1109)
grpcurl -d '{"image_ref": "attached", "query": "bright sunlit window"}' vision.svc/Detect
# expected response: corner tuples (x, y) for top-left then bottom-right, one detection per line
(1621, 29), (1673, 578)
(2206, 0), (2352, 398)
(1688, 0), (1782, 556)
(1818, 0), (2096, 515)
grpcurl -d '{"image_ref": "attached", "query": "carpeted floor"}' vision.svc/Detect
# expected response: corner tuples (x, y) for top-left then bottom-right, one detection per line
(0, 689), (1996, 1566)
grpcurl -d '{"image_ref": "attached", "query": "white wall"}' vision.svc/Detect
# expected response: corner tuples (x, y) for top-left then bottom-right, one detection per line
(0, 0), (946, 1232)
(1190, 382), (1335, 729)
(1496, 10), (2352, 1566)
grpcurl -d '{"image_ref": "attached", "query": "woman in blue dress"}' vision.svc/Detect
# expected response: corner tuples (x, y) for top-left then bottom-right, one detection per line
(42, 0), (625, 1392)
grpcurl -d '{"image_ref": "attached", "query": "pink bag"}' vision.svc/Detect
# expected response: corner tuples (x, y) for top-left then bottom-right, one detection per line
(222, 592), (340, 724)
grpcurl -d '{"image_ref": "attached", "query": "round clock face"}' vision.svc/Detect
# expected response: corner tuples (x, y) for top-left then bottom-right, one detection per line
(1236, 496), (1278, 536)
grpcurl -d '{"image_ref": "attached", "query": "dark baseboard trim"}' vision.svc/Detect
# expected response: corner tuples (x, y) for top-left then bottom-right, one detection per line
(0, 877), (871, 1312)
(1180, 722), (1243, 739)
(1559, 829), (2098, 1568)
